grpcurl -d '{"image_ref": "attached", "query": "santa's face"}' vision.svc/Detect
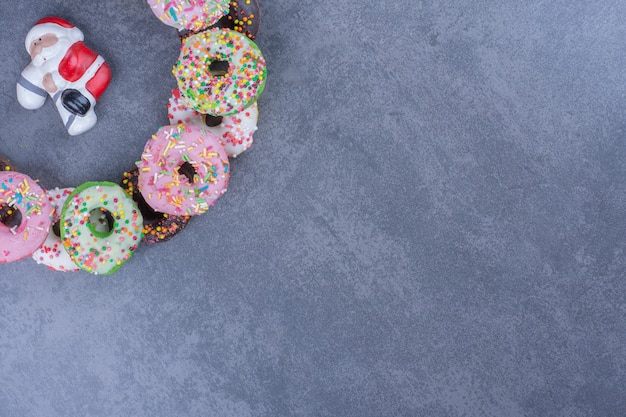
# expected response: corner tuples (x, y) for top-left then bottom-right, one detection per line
(29, 34), (59, 66)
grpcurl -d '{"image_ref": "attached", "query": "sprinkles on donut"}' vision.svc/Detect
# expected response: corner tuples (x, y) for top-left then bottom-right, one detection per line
(60, 181), (144, 275)
(0, 156), (19, 229)
(212, 0), (261, 40)
(0, 172), (53, 264)
(121, 168), (191, 244)
(174, 28), (266, 116)
(167, 88), (258, 157)
(4, 3), (267, 273)
(147, 0), (230, 31)
(137, 123), (230, 216)
(31, 188), (80, 272)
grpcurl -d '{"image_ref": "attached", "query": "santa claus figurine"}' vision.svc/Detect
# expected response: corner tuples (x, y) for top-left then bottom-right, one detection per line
(16, 17), (111, 136)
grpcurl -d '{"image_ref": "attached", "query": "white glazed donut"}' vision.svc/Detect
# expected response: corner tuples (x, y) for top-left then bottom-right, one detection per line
(174, 28), (266, 116)
(167, 88), (258, 157)
(31, 187), (80, 272)
(60, 181), (144, 275)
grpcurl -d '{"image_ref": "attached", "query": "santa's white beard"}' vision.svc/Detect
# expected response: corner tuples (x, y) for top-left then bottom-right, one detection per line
(32, 38), (73, 67)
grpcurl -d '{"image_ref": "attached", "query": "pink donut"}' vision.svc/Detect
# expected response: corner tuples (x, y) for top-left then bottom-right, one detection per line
(137, 124), (230, 215)
(147, 0), (229, 31)
(0, 172), (53, 264)
(167, 88), (258, 157)
(31, 187), (80, 272)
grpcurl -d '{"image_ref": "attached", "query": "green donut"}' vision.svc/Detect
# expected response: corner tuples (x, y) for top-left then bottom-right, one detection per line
(60, 181), (144, 275)
(174, 28), (267, 116)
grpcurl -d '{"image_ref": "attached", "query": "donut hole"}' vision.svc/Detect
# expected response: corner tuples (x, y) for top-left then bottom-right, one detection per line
(177, 161), (197, 184)
(87, 208), (115, 238)
(136, 195), (161, 224)
(0, 204), (22, 229)
(52, 221), (61, 238)
(204, 114), (223, 127)
(208, 60), (230, 77)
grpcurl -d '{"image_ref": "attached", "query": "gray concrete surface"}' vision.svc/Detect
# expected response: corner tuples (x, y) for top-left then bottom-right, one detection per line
(1, 0), (625, 416)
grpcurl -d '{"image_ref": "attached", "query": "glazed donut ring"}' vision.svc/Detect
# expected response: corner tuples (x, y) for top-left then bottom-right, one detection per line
(137, 124), (230, 216)
(0, 171), (53, 264)
(147, 0), (229, 31)
(167, 88), (258, 157)
(60, 181), (144, 275)
(174, 28), (266, 116)
(31, 187), (80, 272)
(121, 167), (191, 244)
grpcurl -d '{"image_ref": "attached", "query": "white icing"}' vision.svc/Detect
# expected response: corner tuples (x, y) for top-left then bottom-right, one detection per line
(61, 182), (143, 275)
(168, 89), (258, 157)
(175, 29), (266, 116)
(32, 187), (80, 272)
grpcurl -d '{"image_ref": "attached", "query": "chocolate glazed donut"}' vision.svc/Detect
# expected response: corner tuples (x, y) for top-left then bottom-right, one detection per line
(0, 156), (22, 229)
(179, 0), (261, 41)
(120, 167), (191, 244)
(215, 0), (261, 40)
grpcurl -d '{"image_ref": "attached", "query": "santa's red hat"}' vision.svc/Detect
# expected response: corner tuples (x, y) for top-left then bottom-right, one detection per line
(25, 17), (84, 51)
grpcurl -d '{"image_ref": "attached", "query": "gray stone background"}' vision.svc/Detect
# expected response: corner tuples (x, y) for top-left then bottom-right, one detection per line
(1, 0), (625, 416)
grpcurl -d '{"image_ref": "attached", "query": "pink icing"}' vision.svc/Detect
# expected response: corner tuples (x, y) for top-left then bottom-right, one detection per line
(146, 0), (229, 31)
(137, 124), (230, 215)
(0, 172), (53, 263)
(167, 88), (258, 157)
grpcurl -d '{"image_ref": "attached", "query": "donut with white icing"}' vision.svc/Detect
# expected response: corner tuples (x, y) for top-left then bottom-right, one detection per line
(137, 124), (230, 215)
(174, 28), (266, 116)
(60, 181), (143, 275)
(167, 88), (258, 157)
(32, 187), (80, 272)
(0, 171), (53, 264)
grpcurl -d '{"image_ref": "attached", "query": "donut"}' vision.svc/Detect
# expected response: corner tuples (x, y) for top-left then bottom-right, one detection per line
(167, 87), (202, 124)
(212, 0), (261, 40)
(120, 167), (191, 244)
(0, 156), (19, 227)
(137, 124), (230, 216)
(60, 181), (143, 275)
(31, 188), (80, 272)
(167, 88), (258, 157)
(0, 171), (53, 264)
(147, 0), (230, 31)
(0, 203), (21, 230)
(174, 28), (267, 116)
